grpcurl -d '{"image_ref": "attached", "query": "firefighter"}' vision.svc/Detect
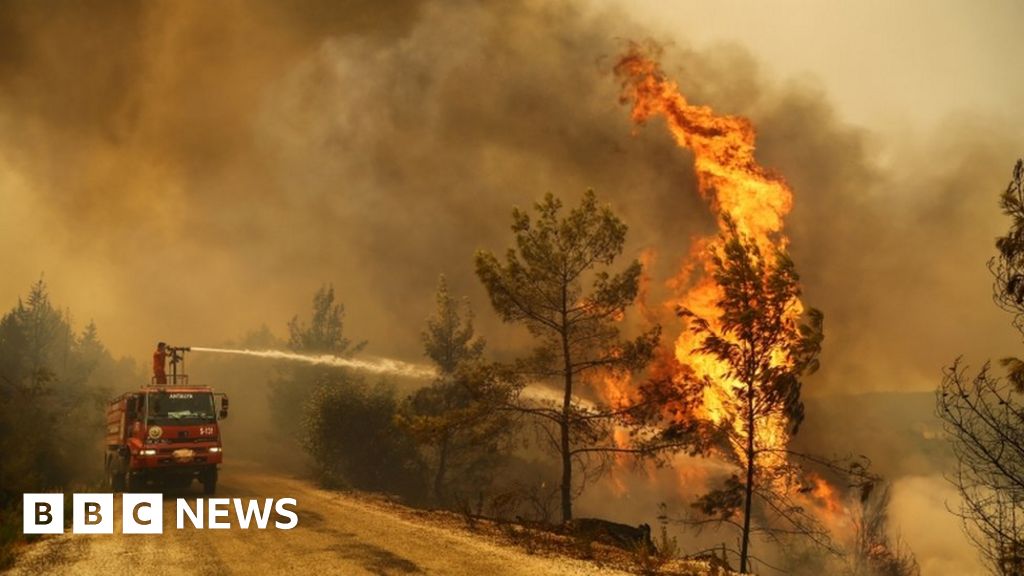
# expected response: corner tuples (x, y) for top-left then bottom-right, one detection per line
(153, 341), (168, 384)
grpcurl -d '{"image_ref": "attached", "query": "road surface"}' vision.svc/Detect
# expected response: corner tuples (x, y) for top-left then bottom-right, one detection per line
(7, 464), (632, 576)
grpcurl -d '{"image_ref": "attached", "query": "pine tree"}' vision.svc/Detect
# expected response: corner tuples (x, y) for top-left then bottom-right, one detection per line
(270, 285), (366, 440)
(399, 276), (513, 506)
(679, 219), (823, 573)
(475, 190), (659, 522)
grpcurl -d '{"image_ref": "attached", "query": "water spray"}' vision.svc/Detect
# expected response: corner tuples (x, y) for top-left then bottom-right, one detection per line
(189, 347), (437, 379)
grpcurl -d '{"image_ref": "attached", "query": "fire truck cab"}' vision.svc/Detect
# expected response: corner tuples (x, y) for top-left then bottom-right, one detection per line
(105, 346), (229, 493)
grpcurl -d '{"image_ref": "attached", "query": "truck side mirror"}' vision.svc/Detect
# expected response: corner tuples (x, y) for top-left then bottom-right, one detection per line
(219, 396), (229, 420)
(126, 396), (137, 416)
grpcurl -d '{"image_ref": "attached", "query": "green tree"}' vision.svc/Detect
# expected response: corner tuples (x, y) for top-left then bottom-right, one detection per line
(0, 280), (137, 567)
(475, 190), (660, 523)
(287, 285), (364, 354)
(678, 219), (824, 574)
(422, 276), (485, 375)
(399, 276), (515, 506)
(269, 285), (366, 440)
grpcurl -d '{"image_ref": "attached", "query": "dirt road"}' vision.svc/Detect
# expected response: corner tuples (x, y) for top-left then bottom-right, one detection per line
(7, 464), (633, 576)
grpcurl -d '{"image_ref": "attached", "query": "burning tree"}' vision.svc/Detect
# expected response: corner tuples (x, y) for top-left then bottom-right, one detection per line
(938, 159), (1024, 576)
(613, 44), (853, 573)
(679, 219), (824, 573)
(475, 190), (660, 523)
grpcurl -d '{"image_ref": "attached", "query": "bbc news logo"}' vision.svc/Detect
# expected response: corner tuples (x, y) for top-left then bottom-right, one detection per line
(23, 494), (298, 534)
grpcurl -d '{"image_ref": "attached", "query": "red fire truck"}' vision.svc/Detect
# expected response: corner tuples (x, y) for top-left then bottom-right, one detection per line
(105, 346), (229, 493)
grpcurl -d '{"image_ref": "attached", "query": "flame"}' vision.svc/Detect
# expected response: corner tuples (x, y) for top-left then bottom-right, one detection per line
(614, 45), (792, 247)
(800, 473), (852, 537)
(609, 43), (848, 537)
(598, 369), (638, 496)
(806, 473), (844, 517)
(635, 248), (662, 325)
(614, 44), (799, 466)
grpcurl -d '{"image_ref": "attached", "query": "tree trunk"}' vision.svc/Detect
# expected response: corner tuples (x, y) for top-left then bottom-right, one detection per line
(560, 413), (572, 524)
(434, 432), (450, 506)
(739, 380), (756, 574)
(560, 305), (573, 524)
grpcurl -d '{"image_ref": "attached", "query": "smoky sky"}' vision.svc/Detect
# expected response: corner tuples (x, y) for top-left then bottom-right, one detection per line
(3, 4), (1020, 573)
(0, 0), (1019, 401)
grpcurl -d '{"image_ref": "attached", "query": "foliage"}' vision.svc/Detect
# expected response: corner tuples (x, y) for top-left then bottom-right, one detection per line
(420, 276), (485, 374)
(475, 190), (660, 522)
(938, 159), (1024, 576)
(993, 160), (1024, 331)
(995, 159), (1024, 392)
(304, 380), (426, 502)
(286, 285), (366, 355)
(398, 277), (517, 507)
(269, 284), (366, 440)
(938, 361), (1024, 575)
(401, 362), (515, 506)
(276, 284), (429, 500)
(674, 219), (824, 573)
(0, 279), (138, 567)
(0, 280), (137, 495)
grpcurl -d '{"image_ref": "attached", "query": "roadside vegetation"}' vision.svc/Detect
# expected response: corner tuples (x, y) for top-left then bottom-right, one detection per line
(0, 280), (139, 568)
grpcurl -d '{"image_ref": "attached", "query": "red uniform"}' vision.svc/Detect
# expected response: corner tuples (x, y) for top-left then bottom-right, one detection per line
(153, 348), (167, 384)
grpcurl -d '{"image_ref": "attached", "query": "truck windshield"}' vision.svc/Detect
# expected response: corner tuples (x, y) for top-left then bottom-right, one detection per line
(147, 392), (215, 424)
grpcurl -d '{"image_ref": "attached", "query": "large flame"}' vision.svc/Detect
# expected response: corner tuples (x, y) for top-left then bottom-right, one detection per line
(614, 44), (798, 461)
(612, 44), (846, 523)
(614, 47), (792, 246)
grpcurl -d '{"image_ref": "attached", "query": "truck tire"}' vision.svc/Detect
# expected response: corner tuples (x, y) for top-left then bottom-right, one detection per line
(202, 469), (217, 495)
(124, 470), (138, 493)
(108, 459), (125, 492)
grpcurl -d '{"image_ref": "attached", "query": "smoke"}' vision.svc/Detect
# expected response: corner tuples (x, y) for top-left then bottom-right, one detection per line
(1, 1), (1021, 572)
(889, 475), (987, 576)
(0, 0), (707, 365)
(1, 0), (1017, 397)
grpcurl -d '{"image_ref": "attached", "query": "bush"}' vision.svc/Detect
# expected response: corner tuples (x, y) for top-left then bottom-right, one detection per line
(304, 381), (427, 503)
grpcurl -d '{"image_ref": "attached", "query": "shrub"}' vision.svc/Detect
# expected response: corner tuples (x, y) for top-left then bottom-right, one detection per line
(304, 381), (427, 503)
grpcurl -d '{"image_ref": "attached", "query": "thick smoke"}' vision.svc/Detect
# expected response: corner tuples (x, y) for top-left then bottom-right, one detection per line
(0, 2), (1020, 573)
(2, 1), (1017, 390)
(2, 0), (1017, 384)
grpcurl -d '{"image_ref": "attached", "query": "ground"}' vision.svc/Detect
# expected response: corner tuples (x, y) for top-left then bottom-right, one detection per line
(5, 463), (722, 576)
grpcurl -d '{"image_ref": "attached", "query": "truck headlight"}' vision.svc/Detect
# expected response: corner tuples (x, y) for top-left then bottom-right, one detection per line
(209, 447), (222, 453)
(140, 449), (157, 456)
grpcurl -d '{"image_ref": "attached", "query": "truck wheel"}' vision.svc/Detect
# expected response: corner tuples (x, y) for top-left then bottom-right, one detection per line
(108, 461), (125, 492)
(202, 469), (218, 495)
(124, 470), (137, 493)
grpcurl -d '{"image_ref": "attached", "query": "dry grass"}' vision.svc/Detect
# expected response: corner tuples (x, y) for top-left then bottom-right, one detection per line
(344, 491), (736, 575)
